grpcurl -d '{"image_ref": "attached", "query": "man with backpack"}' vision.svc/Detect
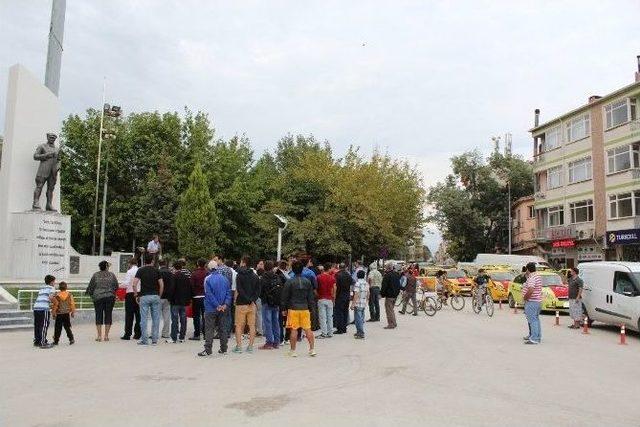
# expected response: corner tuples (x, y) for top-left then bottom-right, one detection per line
(259, 261), (283, 349)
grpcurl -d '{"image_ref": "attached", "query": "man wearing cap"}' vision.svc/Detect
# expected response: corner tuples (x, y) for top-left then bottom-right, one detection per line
(32, 133), (60, 211)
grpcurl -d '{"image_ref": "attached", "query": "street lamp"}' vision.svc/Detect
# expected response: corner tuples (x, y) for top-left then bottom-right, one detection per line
(274, 214), (288, 261)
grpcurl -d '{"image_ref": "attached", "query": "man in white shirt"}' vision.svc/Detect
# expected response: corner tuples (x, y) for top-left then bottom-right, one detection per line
(147, 234), (161, 267)
(120, 258), (141, 340)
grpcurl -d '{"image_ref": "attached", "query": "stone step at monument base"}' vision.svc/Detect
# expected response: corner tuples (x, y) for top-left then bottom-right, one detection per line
(0, 311), (32, 331)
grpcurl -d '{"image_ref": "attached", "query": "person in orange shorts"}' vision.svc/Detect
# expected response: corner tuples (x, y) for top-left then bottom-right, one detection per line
(281, 260), (317, 357)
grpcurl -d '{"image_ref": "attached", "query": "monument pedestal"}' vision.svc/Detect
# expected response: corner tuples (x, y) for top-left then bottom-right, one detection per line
(9, 211), (71, 280)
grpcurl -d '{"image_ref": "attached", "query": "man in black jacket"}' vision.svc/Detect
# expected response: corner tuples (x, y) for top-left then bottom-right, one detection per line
(168, 260), (191, 343)
(334, 263), (353, 334)
(158, 260), (174, 339)
(233, 256), (261, 353)
(380, 263), (401, 329)
(259, 261), (283, 349)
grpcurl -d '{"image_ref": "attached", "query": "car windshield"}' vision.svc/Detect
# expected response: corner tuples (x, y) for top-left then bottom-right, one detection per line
(540, 274), (563, 286)
(632, 273), (640, 287)
(446, 270), (466, 278)
(489, 271), (515, 281)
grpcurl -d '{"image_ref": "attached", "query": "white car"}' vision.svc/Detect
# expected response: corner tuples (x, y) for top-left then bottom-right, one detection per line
(579, 262), (640, 331)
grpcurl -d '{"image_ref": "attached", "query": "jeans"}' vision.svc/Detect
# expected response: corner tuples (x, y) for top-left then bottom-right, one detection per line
(161, 298), (171, 337)
(354, 307), (365, 336)
(524, 301), (542, 343)
(317, 299), (334, 336)
(334, 298), (350, 333)
(369, 287), (380, 320)
(191, 297), (206, 338)
(170, 305), (187, 341)
(262, 304), (280, 345)
(124, 292), (141, 339)
(204, 310), (229, 353)
(139, 294), (161, 344)
(255, 298), (263, 335)
(385, 298), (397, 328)
(94, 296), (115, 325)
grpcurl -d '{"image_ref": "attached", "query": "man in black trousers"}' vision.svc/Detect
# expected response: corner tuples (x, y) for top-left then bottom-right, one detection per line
(120, 258), (141, 340)
(334, 263), (353, 334)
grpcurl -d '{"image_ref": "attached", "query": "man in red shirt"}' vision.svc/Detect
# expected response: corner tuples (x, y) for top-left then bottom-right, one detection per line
(316, 262), (336, 338)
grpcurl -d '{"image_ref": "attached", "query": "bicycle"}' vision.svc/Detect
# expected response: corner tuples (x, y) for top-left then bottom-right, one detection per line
(402, 288), (437, 316)
(471, 285), (494, 317)
(434, 284), (465, 311)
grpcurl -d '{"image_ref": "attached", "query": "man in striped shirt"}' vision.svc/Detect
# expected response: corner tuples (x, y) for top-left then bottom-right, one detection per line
(33, 275), (57, 349)
(522, 262), (542, 344)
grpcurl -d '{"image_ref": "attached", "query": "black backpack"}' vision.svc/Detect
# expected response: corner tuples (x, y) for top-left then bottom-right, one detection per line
(265, 274), (283, 307)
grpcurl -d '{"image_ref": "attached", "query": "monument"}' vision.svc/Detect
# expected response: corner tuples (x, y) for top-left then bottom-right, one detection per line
(0, 64), (70, 281)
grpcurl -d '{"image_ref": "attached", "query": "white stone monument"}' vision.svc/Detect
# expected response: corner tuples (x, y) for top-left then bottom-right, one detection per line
(0, 64), (70, 281)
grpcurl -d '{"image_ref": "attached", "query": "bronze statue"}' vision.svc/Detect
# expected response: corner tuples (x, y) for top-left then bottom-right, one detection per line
(32, 133), (60, 211)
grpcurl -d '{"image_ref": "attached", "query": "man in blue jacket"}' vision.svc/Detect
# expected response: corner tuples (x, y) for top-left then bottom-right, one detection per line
(198, 267), (232, 356)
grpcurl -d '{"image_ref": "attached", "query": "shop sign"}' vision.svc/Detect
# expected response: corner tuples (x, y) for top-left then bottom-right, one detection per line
(607, 229), (640, 246)
(552, 239), (575, 248)
(578, 253), (604, 261)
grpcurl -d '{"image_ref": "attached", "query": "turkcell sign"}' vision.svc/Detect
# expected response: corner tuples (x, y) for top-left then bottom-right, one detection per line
(607, 229), (640, 245)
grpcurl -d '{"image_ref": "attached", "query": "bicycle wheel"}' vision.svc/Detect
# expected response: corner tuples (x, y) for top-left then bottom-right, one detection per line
(395, 294), (404, 307)
(485, 295), (494, 317)
(405, 298), (416, 315)
(422, 297), (437, 317)
(434, 296), (443, 311)
(450, 294), (465, 311)
(472, 296), (481, 314)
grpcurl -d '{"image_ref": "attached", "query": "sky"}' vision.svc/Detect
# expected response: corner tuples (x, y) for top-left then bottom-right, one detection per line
(1, 0), (639, 254)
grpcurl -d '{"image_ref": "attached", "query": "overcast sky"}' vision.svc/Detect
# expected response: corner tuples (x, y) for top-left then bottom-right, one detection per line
(1, 0), (639, 253)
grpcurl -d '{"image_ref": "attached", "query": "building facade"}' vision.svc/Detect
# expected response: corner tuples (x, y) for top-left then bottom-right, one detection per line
(530, 66), (640, 267)
(511, 195), (540, 255)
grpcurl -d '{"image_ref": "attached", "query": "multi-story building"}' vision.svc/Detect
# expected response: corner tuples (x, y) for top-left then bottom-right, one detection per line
(511, 195), (539, 255)
(530, 61), (640, 267)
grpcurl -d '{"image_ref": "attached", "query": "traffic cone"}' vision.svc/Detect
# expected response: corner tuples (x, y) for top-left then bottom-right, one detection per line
(499, 299), (502, 310)
(582, 316), (589, 335)
(513, 303), (518, 314)
(619, 324), (627, 345)
(554, 310), (560, 326)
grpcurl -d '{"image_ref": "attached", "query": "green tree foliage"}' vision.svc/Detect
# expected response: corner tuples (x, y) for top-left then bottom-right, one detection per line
(175, 162), (219, 259)
(426, 150), (534, 261)
(60, 110), (426, 262)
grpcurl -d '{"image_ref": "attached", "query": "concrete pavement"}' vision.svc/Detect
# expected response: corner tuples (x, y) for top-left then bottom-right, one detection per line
(1, 302), (638, 426)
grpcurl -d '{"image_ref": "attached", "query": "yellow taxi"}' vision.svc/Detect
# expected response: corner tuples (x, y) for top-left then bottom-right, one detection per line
(473, 269), (515, 302)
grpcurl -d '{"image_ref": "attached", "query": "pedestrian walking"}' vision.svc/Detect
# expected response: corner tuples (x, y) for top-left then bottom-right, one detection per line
(168, 260), (191, 343)
(52, 281), (75, 345)
(567, 267), (584, 329)
(198, 266), (232, 357)
(233, 256), (261, 354)
(351, 270), (369, 339)
(120, 257), (141, 340)
(316, 262), (336, 338)
(33, 275), (56, 349)
(399, 270), (418, 316)
(281, 260), (317, 357)
(334, 263), (353, 334)
(367, 266), (383, 322)
(189, 258), (208, 340)
(522, 262), (543, 345)
(86, 261), (119, 342)
(380, 263), (401, 329)
(158, 259), (174, 339)
(259, 261), (283, 349)
(133, 254), (164, 346)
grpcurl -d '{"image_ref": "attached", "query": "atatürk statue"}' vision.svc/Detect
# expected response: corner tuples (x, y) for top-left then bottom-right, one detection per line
(32, 133), (60, 211)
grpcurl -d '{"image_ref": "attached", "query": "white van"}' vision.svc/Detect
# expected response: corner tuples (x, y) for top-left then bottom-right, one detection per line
(579, 262), (640, 331)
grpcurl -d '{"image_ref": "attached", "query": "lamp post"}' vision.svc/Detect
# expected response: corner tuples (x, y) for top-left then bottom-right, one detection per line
(508, 180), (512, 255)
(91, 81), (106, 255)
(274, 214), (288, 261)
(98, 105), (122, 256)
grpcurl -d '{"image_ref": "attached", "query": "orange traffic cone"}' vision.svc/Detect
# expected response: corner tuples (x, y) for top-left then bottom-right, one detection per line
(499, 299), (502, 310)
(554, 310), (559, 326)
(619, 324), (627, 345)
(582, 316), (589, 335)
(513, 303), (518, 314)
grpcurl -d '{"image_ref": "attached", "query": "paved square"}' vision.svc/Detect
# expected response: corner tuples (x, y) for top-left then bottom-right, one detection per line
(1, 304), (638, 426)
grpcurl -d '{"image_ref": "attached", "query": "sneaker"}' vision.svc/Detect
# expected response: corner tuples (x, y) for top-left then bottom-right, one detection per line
(308, 349), (317, 357)
(178, 339), (185, 343)
(326, 334), (333, 338)
(198, 350), (212, 357)
(53, 342), (59, 346)
(354, 334), (365, 339)
(120, 336), (131, 341)
(232, 346), (243, 354)
(188, 336), (201, 341)
(287, 350), (298, 357)
(522, 336), (531, 341)
(399, 311), (405, 315)
(316, 334), (327, 339)
(137, 341), (148, 346)
(271, 343), (279, 349)
(151, 342), (158, 346)
(166, 339), (177, 344)
(524, 340), (539, 345)
(246, 346), (254, 354)
(218, 349), (227, 355)
(69, 340), (75, 345)
(39, 344), (54, 349)
(259, 344), (273, 350)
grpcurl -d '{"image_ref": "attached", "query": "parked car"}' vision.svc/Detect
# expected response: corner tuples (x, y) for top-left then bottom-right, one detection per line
(579, 262), (640, 331)
(481, 269), (514, 302)
(508, 271), (569, 311)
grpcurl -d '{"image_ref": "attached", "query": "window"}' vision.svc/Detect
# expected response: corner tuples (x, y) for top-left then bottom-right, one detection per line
(547, 205), (565, 227)
(568, 157), (592, 183)
(570, 200), (593, 223)
(609, 192), (638, 219)
(545, 126), (561, 151)
(566, 114), (590, 142)
(613, 271), (638, 296)
(547, 165), (563, 189)
(528, 205), (535, 218)
(605, 98), (637, 129)
(608, 143), (640, 174)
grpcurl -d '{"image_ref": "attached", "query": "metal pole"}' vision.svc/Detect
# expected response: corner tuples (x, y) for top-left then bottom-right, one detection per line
(277, 228), (283, 261)
(91, 80), (106, 255)
(99, 137), (110, 256)
(508, 181), (512, 255)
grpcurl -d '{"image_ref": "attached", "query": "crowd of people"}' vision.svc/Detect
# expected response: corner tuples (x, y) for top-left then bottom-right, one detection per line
(31, 254), (567, 351)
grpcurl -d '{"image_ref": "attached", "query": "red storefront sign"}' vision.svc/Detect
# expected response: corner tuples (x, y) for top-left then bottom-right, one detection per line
(552, 239), (576, 248)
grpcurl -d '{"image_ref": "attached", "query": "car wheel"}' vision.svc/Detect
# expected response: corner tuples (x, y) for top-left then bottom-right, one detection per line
(508, 294), (515, 308)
